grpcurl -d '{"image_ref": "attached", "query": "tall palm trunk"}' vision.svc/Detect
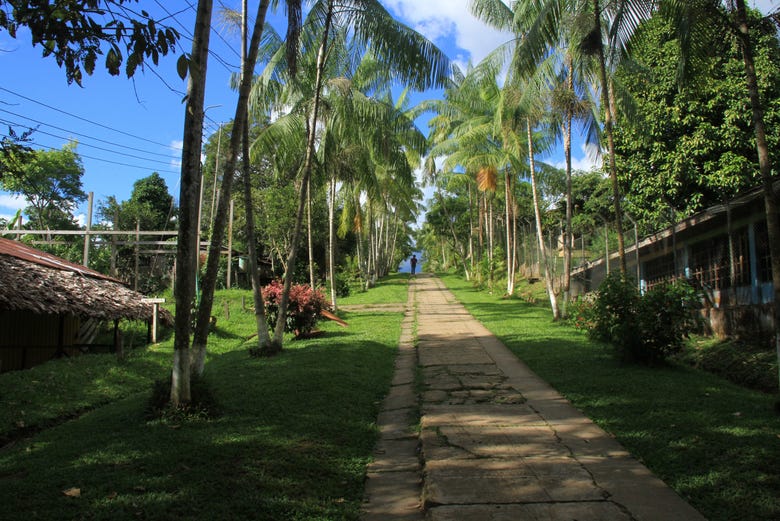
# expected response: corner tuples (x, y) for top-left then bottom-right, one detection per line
(734, 0), (780, 391)
(562, 55), (574, 316)
(274, 0), (334, 345)
(468, 183), (475, 273)
(505, 168), (515, 295)
(192, 0), (271, 371)
(592, 0), (627, 275)
(172, 0), (213, 406)
(528, 117), (560, 320)
(239, 0), (272, 351)
(328, 174), (338, 310)
(307, 176), (315, 288)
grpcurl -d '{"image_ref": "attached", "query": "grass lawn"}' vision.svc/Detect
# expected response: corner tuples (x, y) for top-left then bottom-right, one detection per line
(339, 272), (410, 305)
(439, 273), (780, 521)
(0, 284), (406, 520)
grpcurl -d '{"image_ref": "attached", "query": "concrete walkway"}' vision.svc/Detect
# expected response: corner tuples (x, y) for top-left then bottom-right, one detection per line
(362, 273), (706, 521)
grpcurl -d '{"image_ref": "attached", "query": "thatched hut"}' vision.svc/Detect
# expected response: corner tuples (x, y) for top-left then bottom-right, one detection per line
(0, 237), (173, 372)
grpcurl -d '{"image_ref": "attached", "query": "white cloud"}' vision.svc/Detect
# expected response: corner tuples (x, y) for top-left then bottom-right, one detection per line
(382, 0), (513, 67)
(552, 142), (602, 173)
(0, 194), (26, 211)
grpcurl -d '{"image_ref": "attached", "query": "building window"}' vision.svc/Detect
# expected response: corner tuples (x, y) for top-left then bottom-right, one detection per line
(754, 220), (772, 283)
(644, 252), (676, 289)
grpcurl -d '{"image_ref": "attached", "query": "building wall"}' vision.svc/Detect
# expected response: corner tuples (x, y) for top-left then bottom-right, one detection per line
(570, 215), (775, 341)
(0, 311), (81, 372)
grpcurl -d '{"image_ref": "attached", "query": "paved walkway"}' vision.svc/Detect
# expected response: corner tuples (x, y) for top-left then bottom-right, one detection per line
(362, 273), (706, 521)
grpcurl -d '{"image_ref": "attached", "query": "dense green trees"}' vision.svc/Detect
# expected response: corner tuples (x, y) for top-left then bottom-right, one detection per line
(614, 9), (780, 230)
(0, 143), (86, 231)
(98, 172), (175, 291)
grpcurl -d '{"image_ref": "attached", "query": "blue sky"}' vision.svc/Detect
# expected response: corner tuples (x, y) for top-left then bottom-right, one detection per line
(1, 0), (777, 225)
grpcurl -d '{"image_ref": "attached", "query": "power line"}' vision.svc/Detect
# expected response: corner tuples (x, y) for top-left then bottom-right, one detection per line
(1, 85), (221, 160)
(0, 117), (178, 169)
(26, 140), (181, 175)
(0, 87), (178, 150)
(0, 108), (175, 160)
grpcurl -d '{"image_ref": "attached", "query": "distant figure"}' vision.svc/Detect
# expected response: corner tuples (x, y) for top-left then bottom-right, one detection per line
(410, 254), (418, 275)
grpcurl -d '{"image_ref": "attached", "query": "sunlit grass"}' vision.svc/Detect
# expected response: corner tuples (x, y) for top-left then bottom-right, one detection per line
(0, 286), (405, 520)
(439, 272), (780, 521)
(339, 272), (409, 305)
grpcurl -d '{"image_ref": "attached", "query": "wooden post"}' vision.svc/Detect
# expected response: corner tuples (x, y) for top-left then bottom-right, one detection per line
(83, 192), (93, 267)
(110, 209), (118, 277)
(142, 298), (166, 344)
(134, 220), (140, 291)
(113, 319), (123, 360)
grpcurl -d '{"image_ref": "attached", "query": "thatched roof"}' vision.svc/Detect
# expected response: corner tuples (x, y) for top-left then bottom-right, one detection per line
(0, 237), (173, 325)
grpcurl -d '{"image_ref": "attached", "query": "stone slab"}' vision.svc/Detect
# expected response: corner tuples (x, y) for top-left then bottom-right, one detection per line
(426, 502), (632, 521)
(423, 458), (605, 505)
(368, 438), (420, 472)
(362, 471), (423, 521)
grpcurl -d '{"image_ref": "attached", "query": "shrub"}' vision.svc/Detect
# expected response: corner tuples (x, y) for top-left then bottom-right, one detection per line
(588, 273), (640, 354)
(587, 274), (699, 365)
(569, 294), (597, 331)
(636, 279), (700, 364)
(262, 280), (328, 337)
(334, 270), (352, 298)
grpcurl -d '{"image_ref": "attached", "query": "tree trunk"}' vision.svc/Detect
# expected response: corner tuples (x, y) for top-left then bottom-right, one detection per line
(562, 55), (574, 317)
(505, 168), (515, 295)
(307, 175), (315, 288)
(592, 0), (627, 275)
(734, 0), (780, 392)
(528, 118), (560, 320)
(236, 0), (272, 352)
(191, 0), (271, 370)
(328, 175), (338, 310)
(172, 0), (213, 406)
(274, 0), (333, 345)
(468, 183), (475, 273)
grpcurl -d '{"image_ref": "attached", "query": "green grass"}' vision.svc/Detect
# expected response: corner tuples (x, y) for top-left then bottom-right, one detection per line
(339, 272), (410, 305)
(438, 273), (780, 521)
(0, 286), (406, 520)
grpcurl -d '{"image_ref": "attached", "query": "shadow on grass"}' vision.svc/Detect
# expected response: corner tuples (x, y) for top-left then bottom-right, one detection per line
(0, 333), (399, 521)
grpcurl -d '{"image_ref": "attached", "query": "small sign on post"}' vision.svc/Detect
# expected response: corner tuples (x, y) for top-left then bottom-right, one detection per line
(142, 298), (166, 344)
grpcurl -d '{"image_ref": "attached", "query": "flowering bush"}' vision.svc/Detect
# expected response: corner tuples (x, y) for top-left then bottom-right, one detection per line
(261, 280), (328, 337)
(569, 294), (596, 331)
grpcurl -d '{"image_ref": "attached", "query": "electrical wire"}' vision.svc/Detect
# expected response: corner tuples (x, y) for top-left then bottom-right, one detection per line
(0, 87), (178, 150)
(0, 109), (175, 159)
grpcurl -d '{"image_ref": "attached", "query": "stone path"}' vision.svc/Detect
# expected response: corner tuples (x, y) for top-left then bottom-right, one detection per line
(361, 273), (706, 521)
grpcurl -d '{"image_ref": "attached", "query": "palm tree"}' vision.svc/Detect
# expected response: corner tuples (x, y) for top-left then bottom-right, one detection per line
(172, 0), (213, 406)
(546, 20), (600, 315)
(422, 65), (508, 285)
(267, 0), (450, 349)
(471, 0), (655, 276)
(191, 0), (278, 372)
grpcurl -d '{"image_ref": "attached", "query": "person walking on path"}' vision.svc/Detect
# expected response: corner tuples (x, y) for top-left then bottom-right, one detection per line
(410, 254), (417, 275)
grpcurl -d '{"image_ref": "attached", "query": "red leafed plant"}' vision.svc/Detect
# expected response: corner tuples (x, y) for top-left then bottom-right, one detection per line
(261, 280), (328, 337)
